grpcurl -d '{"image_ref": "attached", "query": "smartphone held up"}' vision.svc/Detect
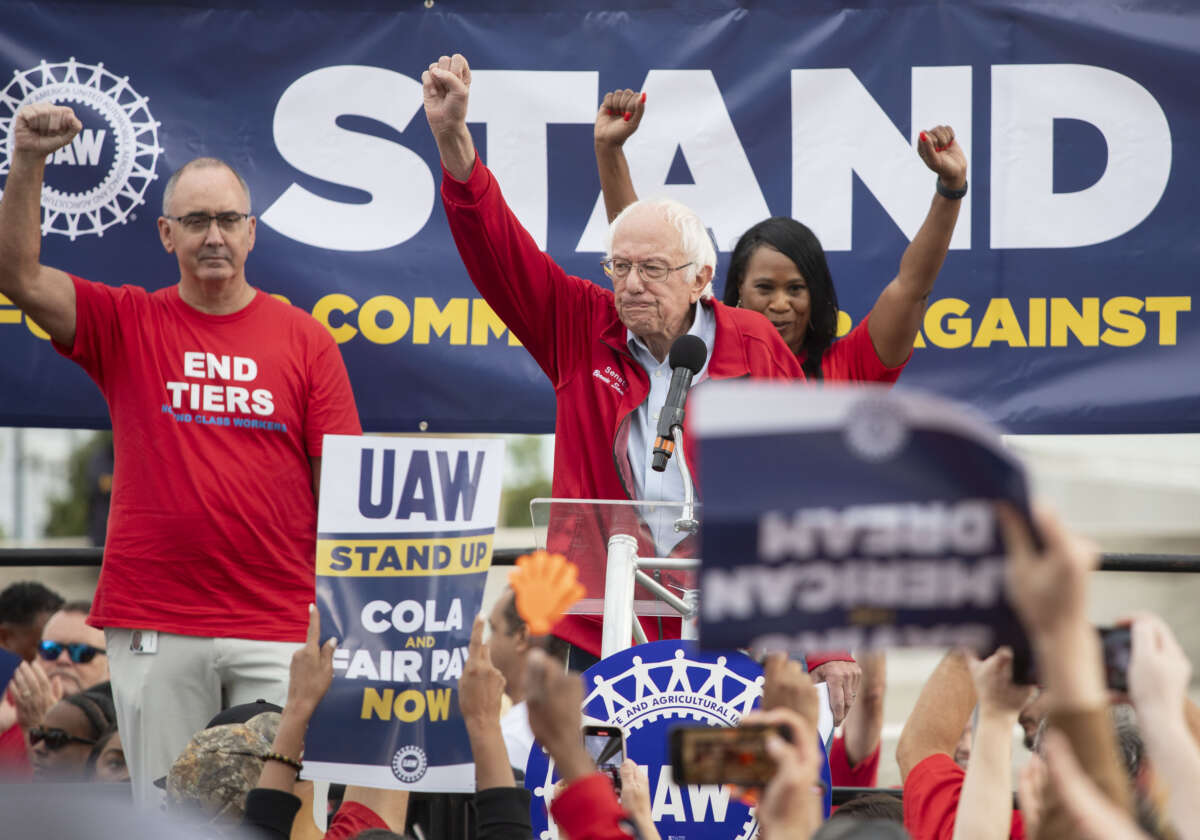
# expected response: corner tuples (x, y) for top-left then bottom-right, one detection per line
(668, 723), (793, 787)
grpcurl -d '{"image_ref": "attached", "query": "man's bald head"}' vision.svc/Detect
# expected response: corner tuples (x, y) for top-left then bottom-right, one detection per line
(162, 157), (251, 217)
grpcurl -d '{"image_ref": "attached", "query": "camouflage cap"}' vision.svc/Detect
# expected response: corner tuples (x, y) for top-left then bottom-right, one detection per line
(165, 711), (280, 824)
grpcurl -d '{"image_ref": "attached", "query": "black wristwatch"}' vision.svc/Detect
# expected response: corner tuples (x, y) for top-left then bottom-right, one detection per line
(936, 178), (968, 200)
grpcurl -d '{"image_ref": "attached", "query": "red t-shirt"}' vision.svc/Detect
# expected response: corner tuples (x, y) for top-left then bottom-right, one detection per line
(0, 717), (31, 780)
(903, 753), (1025, 840)
(56, 277), (361, 641)
(814, 313), (908, 383)
(829, 735), (881, 788)
(324, 801), (388, 840)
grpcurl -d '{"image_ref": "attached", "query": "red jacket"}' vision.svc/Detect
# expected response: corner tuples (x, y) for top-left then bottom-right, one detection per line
(442, 159), (845, 670)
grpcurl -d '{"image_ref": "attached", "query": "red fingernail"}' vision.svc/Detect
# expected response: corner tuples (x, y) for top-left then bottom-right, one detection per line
(623, 112), (632, 121)
(936, 145), (947, 152)
(606, 108), (614, 116)
(640, 92), (647, 103)
(919, 131), (928, 143)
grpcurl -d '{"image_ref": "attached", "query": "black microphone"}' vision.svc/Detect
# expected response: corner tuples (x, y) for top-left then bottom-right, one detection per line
(651, 335), (708, 472)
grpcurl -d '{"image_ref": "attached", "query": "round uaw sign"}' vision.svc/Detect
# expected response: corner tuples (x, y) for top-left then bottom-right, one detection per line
(0, 57), (162, 240)
(390, 744), (428, 783)
(524, 641), (831, 840)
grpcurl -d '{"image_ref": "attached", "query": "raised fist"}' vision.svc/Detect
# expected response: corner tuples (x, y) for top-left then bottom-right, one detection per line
(595, 89), (646, 148)
(13, 103), (82, 158)
(917, 124), (968, 191)
(422, 53), (472, 139)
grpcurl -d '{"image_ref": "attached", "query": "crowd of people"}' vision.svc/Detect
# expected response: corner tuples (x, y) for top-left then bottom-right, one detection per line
(5, 505), (1200, 840)
(0, 41), (1193, 840)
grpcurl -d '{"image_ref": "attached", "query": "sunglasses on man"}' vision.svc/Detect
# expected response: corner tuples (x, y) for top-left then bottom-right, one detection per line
(29, 726), (98, 751)
(37, 640), (106, 664)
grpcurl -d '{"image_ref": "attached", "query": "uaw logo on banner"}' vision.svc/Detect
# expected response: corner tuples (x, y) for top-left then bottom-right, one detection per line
(0, 57), (162, 240)
(524, 641), (832, 840)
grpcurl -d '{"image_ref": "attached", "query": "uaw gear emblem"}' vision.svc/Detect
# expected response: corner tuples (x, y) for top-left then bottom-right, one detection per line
(523, 641), (832, 840)
(844, 393), (910, 463)
(390, 744), (428, 783)
(0, 57), (162, 240)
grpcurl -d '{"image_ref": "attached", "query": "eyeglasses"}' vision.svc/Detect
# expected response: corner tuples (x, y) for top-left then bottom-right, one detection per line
(29, 727), (97, 751)
(166, 212), (250, 233)
(601, 259), (693, 282)
(38, 640), (106, 664)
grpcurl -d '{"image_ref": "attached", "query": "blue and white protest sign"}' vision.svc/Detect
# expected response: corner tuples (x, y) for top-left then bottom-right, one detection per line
(524, 641), (832, 840)
(693, 383), (1032, 658)
(2, 1), (1199, 433)
(305, 435), (504, 790)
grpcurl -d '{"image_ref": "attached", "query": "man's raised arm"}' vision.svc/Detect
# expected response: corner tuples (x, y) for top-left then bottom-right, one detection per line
(0, 104), (81, 347)
(422, 54), (477, 182)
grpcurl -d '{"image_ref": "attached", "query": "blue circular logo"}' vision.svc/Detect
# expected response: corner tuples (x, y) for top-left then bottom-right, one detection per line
(524, 641), (831, 840)
(391, 744), (428, 783)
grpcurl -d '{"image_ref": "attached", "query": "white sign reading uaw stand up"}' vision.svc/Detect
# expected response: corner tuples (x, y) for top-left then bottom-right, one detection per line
(305, 435), (505, 790)
(693, 383), (1034, 663)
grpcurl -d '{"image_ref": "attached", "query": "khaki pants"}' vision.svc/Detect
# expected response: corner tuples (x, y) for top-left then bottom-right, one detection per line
(105, 628), (301, 808)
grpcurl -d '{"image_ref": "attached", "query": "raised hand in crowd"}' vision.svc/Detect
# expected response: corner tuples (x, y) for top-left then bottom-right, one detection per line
(896, 648), (975, 784)
(525, 648), (590, 783)
(460, 614), (516, 791)
(952, 647), (1033, 840)
(810, 659), (862, 728)
(839, 650), (886, 774)
(422, 53), (475, 180)
(526, 649), (638, 840)
(744, 707), (824, 840)
(1125, 613), (1200, 838)
(618, 758), (660, 840)
(256, 605), (336, 795)
(762, 651), (820, 729)
(594, 88), (646, 223)
(1043, 730), (1152, 840)
(1016, 753), (1047, 840)
(10, 659), (61, 730)
(999, 504), (1135, 839)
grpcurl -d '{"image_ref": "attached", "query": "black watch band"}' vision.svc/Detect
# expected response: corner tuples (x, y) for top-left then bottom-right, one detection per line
(936, 178), (968, 200)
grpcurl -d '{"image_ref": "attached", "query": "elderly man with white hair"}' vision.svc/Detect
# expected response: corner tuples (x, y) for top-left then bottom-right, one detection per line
(423, 53), (808, 660)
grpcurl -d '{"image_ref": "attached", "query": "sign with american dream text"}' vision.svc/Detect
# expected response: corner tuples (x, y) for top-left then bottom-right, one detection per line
(692, 383), (1033, 659)
(304, 435), (504, 790)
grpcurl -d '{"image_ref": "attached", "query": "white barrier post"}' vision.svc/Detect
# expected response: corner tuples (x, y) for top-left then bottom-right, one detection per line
(602, 533), (638, 658)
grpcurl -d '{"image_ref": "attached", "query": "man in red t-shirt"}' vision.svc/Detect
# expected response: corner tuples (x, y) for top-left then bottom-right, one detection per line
(896, 650), (1026, 840)
(0, 104), (361, 805)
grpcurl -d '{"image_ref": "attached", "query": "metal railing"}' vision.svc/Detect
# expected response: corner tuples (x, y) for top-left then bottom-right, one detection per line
(4, 545), (1199, 572)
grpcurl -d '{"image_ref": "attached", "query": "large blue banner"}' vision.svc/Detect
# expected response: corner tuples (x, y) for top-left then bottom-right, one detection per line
(305, 434), (504, 790)
(2, 1), (1197, 432)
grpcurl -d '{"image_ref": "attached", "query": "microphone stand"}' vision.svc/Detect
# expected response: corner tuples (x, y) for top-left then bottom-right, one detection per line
(672, 425), (698, 534)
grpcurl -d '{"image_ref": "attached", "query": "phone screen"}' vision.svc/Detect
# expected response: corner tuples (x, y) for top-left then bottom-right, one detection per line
(583, 726), (625, 775)
(670, 724), (782, 787)
(1099, 626), (1132, 693)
